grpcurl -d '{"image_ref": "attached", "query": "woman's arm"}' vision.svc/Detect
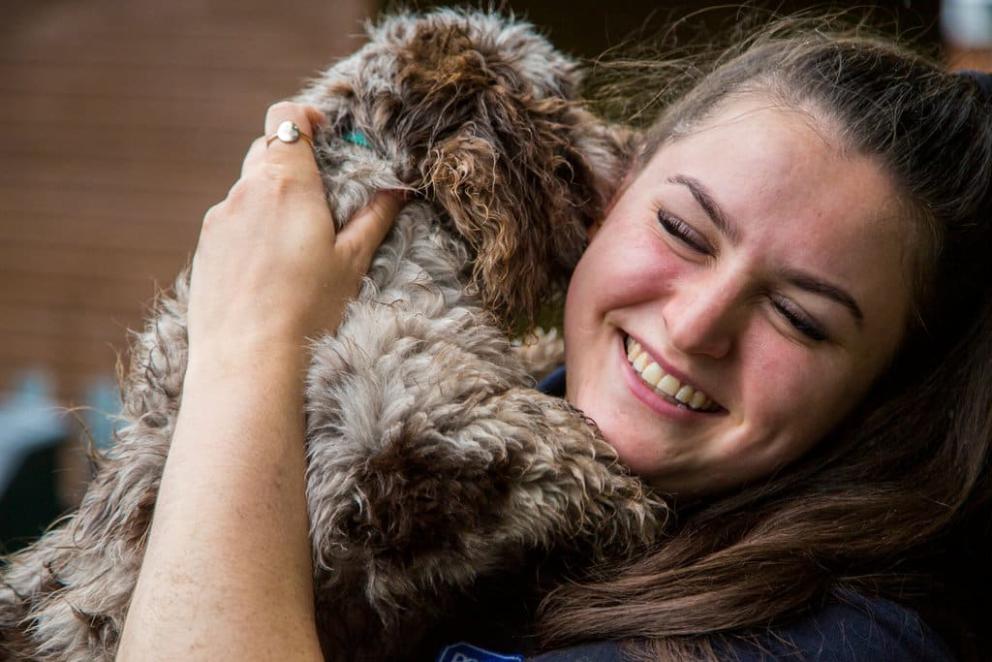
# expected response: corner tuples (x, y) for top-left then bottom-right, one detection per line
(116, 102), (403, 661)
(118, 343), (319, 661)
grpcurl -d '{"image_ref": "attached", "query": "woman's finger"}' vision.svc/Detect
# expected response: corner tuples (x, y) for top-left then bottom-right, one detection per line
(262, 101), (324, 172)
(336, 191), (407, 270)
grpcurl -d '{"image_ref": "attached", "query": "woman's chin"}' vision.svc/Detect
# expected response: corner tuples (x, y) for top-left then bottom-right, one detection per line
(587, 408), (677, 478)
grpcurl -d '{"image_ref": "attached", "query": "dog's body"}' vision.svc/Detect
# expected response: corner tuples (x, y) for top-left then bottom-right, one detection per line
(0, 11), (664, 660)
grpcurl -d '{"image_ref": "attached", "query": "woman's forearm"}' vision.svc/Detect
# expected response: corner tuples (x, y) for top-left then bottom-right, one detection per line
(117, 342), (322, 661)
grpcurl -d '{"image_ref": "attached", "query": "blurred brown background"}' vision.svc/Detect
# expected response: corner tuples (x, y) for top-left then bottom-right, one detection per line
(0, 0), (373, 545)
(0, 0), (981, 541)
(1, 0), (370, 405)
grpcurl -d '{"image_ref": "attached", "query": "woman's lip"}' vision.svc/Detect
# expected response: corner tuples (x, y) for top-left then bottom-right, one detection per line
(617, 332), (723, 421)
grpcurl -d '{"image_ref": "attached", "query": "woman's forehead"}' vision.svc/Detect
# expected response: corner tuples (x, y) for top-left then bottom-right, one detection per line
(643, 99), (904, 244)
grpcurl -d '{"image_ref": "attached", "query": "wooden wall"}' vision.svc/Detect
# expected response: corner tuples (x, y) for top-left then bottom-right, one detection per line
(0, 0), (371, 404)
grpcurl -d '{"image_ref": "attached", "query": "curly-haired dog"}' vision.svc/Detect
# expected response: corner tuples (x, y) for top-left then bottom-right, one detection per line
(0, 10), (665, 661)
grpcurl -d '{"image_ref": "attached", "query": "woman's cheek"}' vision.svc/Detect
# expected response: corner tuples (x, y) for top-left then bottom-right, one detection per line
(607, 228), (688, 306)
(738, 331), (847, 461)
(569, 234), (651, 320)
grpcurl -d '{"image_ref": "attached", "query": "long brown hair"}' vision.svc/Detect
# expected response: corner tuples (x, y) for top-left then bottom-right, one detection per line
(535, 15), (992, 661)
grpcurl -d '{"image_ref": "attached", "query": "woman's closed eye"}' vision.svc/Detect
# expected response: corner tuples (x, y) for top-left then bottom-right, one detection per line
(770, 295), (828, 342)
(657, 207), (830, 343)
(657, 210), (712, 254)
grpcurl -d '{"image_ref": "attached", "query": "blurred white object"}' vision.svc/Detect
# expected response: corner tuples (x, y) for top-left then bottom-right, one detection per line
(943, 0), (992, 48)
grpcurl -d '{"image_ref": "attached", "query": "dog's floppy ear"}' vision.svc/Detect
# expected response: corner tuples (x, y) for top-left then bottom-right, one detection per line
(398, 20), (631, 330)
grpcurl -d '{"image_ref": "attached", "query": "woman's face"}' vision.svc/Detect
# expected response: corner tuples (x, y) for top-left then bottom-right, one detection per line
(563, 97), (913, 496)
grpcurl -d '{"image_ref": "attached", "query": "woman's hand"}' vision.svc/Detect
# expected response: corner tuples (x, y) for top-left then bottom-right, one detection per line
(187, 101), (404, 367)
(118, 102), (404, 661)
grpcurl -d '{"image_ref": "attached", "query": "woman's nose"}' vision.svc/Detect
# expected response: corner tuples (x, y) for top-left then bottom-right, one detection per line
(662, 275), (740, 360)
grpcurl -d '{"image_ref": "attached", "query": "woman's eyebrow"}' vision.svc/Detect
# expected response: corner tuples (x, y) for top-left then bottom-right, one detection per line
(667, 174), (741, 243)
(667, 174), (865, 327)
(781, 269), (865, 327)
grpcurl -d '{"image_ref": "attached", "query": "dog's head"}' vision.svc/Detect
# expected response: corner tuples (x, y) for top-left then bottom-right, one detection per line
(298, 9), (631, 329)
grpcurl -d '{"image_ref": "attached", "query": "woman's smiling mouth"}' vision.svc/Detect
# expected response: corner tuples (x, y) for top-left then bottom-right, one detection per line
(619, 333), (726, 417)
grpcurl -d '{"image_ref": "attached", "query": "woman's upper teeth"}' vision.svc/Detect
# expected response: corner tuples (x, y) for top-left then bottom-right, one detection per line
(625, 336), (715, 411)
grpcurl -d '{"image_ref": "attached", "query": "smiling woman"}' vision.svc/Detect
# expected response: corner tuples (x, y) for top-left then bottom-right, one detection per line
(535, 17), (992, 662)
(566, 96), (910, 494)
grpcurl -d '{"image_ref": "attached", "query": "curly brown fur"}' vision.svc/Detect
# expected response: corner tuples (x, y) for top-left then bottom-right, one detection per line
(0, 10), (664, 661)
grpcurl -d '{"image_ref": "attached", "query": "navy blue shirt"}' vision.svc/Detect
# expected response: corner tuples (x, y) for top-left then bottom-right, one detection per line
(436, 366), (954, 661)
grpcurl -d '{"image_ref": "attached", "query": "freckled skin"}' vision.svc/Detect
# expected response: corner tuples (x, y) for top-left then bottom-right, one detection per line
(563, 97), (912, 496)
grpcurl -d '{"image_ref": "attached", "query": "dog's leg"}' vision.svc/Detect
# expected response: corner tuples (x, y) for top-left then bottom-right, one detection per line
(306, 378), (665, 660)
(302, 260), (665, 659)
(337, 384), (664, 608)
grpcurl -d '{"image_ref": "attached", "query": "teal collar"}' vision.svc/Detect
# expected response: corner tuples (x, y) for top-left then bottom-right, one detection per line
(343, 130), (371, 149)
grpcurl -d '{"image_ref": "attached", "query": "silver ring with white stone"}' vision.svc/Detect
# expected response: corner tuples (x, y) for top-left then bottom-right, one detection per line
(265, 120), (313, 148)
